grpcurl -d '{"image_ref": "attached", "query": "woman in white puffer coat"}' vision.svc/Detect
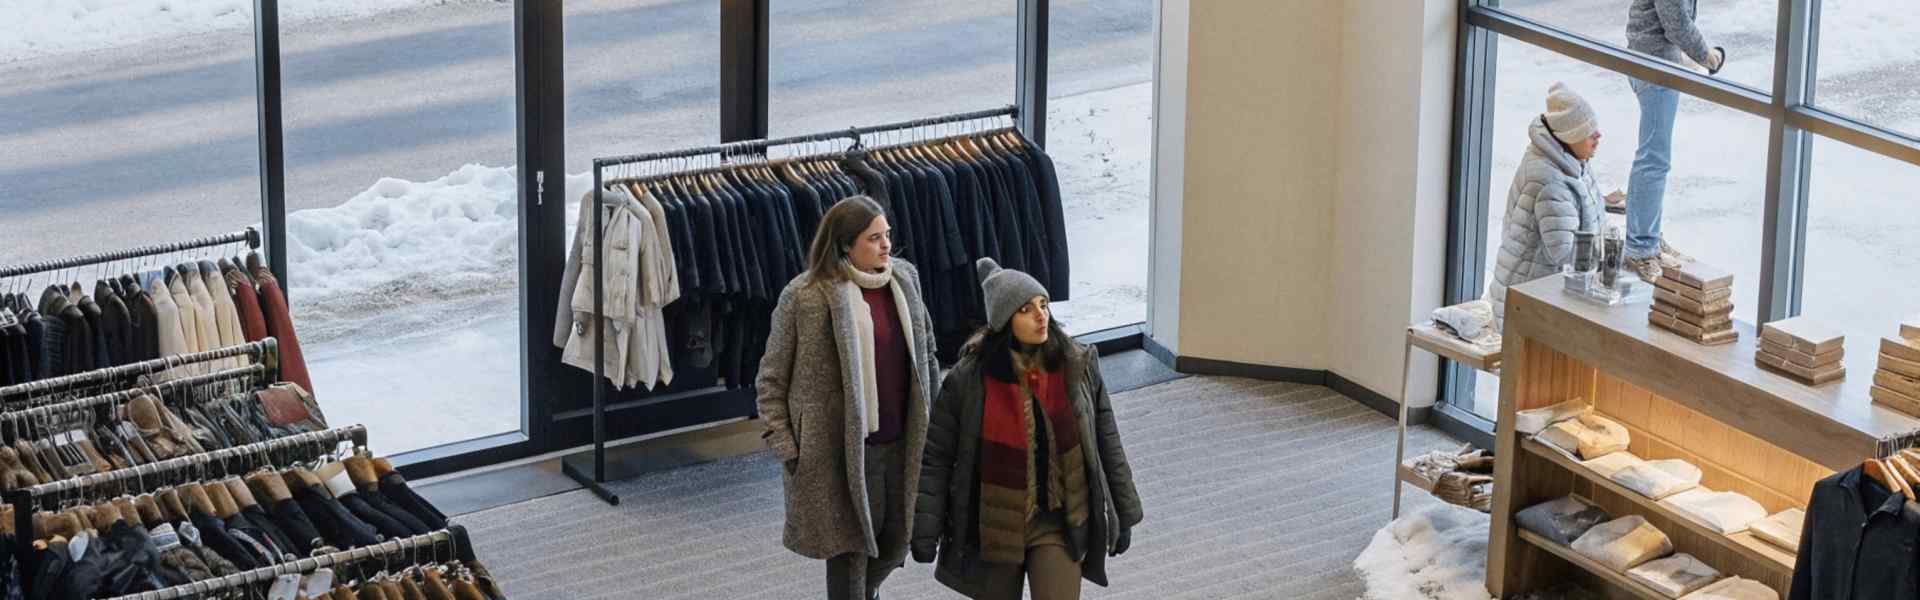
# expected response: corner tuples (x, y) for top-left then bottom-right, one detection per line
(1487, 82), (1606, 329)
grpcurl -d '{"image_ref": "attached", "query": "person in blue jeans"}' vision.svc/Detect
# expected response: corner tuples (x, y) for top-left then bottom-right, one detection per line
(1622, 0), (1725, 282)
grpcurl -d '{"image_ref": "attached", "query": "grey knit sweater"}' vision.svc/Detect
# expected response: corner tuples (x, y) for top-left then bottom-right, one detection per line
(1627, 0), (1713, 66)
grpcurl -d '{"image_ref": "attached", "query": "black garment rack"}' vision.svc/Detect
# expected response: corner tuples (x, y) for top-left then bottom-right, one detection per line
(6, 425), (369, 596)
(0, 338), (280, 407)
(0, 227), (261, 280)
(567, 106), (1019, 505)
(111, 526), (478, 600)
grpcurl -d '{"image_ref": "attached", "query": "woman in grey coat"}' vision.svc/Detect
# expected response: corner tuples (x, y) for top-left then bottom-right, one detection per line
(757, 195), (941, 600)
(912, 258), (1142, 600)
(1487, 82), (1607, 329)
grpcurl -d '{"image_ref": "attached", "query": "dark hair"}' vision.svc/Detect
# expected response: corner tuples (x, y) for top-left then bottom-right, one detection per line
(962, 317), (1074, 382)
(805, 195), (888, 284)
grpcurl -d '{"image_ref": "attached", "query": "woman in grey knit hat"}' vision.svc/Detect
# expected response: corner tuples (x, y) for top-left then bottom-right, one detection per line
(757, 196), (941, 600)
(911, 258), (1143, 600)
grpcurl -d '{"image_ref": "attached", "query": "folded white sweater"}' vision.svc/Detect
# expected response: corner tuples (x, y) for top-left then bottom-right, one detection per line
(1680, 576), (1776, 600)
(1609, 459), (1703, 500)
(1661, 489), (1768, 535)
(1750, 509), (1804, 552)
(1629, 553), (1721, 598)
(1572, 515), (1673, 571)
(1516, 400), (1589, 436)
(1582, 451), (1646, 479)
(1538, 414), (1631, 460)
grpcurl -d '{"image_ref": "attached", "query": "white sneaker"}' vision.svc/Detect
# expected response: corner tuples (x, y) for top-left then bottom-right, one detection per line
(1627, 256), (1663, 283)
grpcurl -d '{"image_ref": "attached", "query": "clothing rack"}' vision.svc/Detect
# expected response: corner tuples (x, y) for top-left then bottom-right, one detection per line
(2, 364), (267, 426)
(7, 425), (368, 595)
(0, 338), (279, 405)
(566, 106), (1022, 506)
(0, 228), (261, 280)
(112, 526), (474, 600)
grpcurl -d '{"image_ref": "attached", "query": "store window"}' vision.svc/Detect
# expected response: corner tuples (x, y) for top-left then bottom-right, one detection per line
(1487, 0), (1776, 93)
(1800, 136), (1920, 338)
(0, 8), (261, 268)
(767, 1), (1017, 137)
(1812, 1), (1920, 139)
(1045, 0), (1156, 334)
(564, 1), (721, 174)
(281, 2), (521, 455)
(1459, 36), (1768, 421)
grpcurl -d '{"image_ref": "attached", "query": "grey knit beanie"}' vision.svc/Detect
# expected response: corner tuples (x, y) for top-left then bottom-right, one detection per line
(976, 257), (1049, 331)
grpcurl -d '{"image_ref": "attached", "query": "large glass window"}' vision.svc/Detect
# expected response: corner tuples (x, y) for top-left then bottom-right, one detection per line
(1046, 0), (1156, 334)
(1813, 1), (1920, 138)
(1456, 23), (1773, 422)
(768, 1), (1017, 137)
(281, 1), (520, 455)
(565, 1), (721, 173)
(1489, 0), (1776, 92)
(0, 9), (260, 268)
(1801, 136), (1920, 338)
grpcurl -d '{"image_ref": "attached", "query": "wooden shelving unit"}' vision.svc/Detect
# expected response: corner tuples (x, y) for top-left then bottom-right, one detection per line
(1485, 278), (1920, 598)
(1514, 529), (1666, 600)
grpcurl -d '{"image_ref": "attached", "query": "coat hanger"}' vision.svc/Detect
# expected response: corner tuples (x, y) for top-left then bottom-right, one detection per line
(1892, 455), (1920, 501)
(1866, 458), (1907, 497)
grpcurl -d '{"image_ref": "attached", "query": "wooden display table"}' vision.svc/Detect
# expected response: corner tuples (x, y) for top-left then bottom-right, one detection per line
(1485, 278), (1920, 598)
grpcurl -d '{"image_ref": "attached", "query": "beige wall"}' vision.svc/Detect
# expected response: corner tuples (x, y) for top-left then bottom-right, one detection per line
(1151, 0), (1458, 407)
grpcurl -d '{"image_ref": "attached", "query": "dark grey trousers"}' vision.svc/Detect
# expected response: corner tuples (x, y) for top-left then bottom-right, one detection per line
(827, 440), (907, 600)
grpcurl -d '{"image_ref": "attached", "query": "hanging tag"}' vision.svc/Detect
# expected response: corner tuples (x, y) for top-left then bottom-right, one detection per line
(325, 469), (357, 498)
(0, 307), (17, 329)
(267, 574), (304, 600)
(303, 568), (335, 596)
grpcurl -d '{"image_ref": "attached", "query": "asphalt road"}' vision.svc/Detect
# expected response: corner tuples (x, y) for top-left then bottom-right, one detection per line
(0, 0), (1153, 268)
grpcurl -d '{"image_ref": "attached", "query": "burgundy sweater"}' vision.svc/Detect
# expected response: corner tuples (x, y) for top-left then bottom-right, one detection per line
(863, 287), (909, 445)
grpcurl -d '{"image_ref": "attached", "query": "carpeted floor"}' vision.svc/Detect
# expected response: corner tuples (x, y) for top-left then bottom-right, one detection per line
(458, 375), (1461, 599)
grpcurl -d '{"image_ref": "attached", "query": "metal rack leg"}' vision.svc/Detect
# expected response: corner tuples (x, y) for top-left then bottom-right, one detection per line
(1392, 333), (1414, 520)
(562, 458), (621, 506)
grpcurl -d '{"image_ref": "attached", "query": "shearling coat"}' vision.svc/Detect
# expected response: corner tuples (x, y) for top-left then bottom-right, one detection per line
(1487, 118), (1604, 329)
(913, 343), (1143, 597)
(756, 257), (941, 561)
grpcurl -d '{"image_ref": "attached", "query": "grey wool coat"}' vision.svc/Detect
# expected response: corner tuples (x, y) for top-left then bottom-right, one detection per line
(913, 343), (1144, 598)
(756, 257), (942, 561)
(1487, 117), (1603, 329)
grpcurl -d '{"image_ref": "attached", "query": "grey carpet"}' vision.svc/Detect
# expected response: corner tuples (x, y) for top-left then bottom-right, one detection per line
(458, 375), (1461, 599)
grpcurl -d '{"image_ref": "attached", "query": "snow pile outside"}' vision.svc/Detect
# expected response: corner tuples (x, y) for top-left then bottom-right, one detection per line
(283, 164), (590, 347)
(0, 0), (481, 63)
(1354, 504), (1494, 600)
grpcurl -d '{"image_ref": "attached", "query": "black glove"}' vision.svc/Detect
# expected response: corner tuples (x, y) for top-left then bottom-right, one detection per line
(911, 539), (937, 563)
(1111, 527), (1131, 556)
(784, 458), (797, 475)
(1707, 46), (1726, 75)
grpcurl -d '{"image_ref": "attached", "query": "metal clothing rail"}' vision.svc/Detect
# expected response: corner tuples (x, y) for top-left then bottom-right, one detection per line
(592, 105), (1018, 168)
(0, 227), (261, 279)
(113, 526), (474, 600)
(8, 424), (368, 596)
(566, 106), (1021, 506)
(2, 364), (267, 425)
(0, 338), (279, 403)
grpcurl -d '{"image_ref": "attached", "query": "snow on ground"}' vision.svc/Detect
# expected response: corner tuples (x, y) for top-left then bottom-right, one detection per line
(0, 0), (482, 63)
(299, 83), (1152, 453)
(1354, 505), (1494, 600)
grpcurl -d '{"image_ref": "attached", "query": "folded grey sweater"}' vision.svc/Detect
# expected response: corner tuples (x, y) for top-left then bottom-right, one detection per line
(1573, 515), (1673, 571)
(1517, 496), (1611, 546)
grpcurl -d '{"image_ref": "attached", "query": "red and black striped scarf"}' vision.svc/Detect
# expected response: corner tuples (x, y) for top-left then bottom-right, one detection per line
(978, 365), (1082, 563)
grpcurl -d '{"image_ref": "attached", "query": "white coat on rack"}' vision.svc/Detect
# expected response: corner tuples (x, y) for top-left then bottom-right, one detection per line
(555, 185), (679, 390)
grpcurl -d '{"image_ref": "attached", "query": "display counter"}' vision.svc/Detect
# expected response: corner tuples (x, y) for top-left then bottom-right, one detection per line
(1485, 277), (1920, 598)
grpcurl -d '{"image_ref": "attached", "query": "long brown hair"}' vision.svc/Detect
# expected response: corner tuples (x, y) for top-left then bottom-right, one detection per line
(805, 195), (888, 284)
